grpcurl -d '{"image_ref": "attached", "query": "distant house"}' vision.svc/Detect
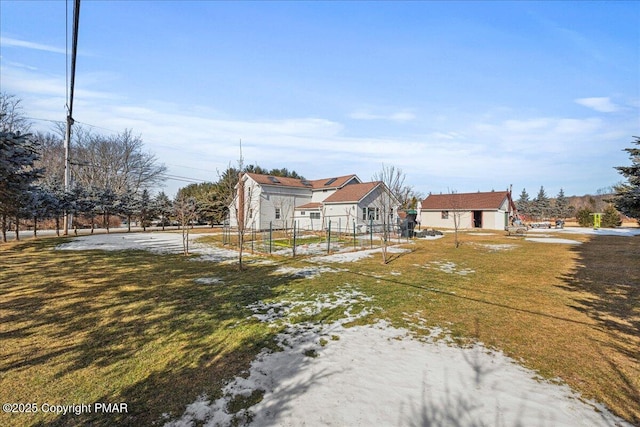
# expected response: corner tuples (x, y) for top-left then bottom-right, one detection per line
(228, 173), (400, 232)
(419, 190), (516, 230)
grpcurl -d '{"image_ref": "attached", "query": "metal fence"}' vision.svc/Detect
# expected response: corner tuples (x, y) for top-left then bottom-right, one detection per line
(222, 219), (410, 257)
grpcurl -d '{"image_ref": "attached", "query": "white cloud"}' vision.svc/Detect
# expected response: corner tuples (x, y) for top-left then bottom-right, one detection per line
(4, 55), (636, 197)
(349, 109), (416, 122)
(575, 97), (619, 113)
(0, 36), (66, 54)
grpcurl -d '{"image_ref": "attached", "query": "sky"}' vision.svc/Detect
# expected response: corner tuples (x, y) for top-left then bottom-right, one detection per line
(1, 1), (639, 198)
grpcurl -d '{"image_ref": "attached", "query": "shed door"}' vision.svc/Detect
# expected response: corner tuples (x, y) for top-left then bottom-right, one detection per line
(473, 211), (482, 228)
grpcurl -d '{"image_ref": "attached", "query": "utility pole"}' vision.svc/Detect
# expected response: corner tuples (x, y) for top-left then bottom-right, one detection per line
(63, 0), (81, 235)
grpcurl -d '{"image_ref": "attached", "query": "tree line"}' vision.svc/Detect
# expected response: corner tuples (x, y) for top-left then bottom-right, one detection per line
(3, 92), (638, 242)
(0, 92), (313, 242)
(1, 93), (170, 241)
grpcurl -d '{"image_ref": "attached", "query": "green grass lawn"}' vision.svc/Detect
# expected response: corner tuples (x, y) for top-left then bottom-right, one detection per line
(1, 231), (638, 426)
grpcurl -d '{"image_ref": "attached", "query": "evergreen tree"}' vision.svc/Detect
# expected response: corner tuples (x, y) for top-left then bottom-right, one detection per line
(22, 186), (59, 237)
(95, 187), (117, 233)
(576, 207), (594, 227)
(154, 192), (173, 230)
(0, 131), (42, 241)
(516, 188), (531, 218)
(601, 204), (622, 227)
(613, 136), (640, 223)
(531, 186), (551, 220)
(554, 188), (571, 219)
(138, 189), (153, 231)
(116, 189), (139, 232)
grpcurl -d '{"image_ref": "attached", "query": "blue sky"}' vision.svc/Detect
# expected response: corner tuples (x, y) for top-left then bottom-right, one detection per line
(1, 1), (638, 198)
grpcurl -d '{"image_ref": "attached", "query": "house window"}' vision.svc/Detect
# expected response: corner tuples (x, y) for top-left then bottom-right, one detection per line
(310, 212), (320, 219)
(248, 208), (253, 219)
(275, 208), (281, 219)
(363, 207), (378, 220)
(441, 211), (449, 219)
(301, 211), (306, 215)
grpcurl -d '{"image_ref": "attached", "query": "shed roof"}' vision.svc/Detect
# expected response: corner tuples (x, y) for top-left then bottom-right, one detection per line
(421, 191), (512, 211)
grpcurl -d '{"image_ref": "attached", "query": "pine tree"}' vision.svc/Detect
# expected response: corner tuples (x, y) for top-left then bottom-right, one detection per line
(576, 207), (594, 227)
(0, 131), (42, 241)
(601, 204), (622, 227)
(138, 189), (153, 231)
(554, 188), (571, 219)
(531, 186), (551, 220)
(516, 188), (531, 218)
(613, 136), (640, 223)
(154, 192), (173, 230)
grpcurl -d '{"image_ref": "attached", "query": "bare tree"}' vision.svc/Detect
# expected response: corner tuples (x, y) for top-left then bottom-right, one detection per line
(220, 152), (258, 270)
(234, 172), (261, 269)
(174, 193), (198, 256)
(448, 189), (464, 248)
(0, 93), (31, 133)
(72, 129), (166, 195)
(372, 164), (404, 264)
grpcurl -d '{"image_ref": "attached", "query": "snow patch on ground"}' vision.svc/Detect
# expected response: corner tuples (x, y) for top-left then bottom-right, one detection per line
(165, 288), (631, 427)
(55, 232), (240, 262)
(246, 287), (375, 325)
(526, 237), (582, 245)
(194, 277), (223, 285)
(308, 245), (410, 263)
(424, 260), (475, 276)
(272, 265), (345, 279)
(469, 242), (519, 252)
(528, 227), (640, 236)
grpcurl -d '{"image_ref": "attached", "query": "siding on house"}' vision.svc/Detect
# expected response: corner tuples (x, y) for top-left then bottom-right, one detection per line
(229, 173), (399, 232)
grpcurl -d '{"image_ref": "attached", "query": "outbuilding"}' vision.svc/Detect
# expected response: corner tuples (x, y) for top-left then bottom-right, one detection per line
(419, 190), (516, 230)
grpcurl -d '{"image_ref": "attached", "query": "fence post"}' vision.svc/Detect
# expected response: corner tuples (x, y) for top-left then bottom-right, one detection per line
(293, 221), (297, 258)
(269, 221), (272, 254)
(353, 220), (356, 250)
(370, 217), (373, 248)
(327, 220), (331, 254)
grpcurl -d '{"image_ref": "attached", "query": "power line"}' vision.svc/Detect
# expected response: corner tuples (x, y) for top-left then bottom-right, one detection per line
(160, 173), (210, 184)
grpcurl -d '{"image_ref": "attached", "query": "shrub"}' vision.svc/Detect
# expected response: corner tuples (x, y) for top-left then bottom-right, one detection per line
(601, 205), (622, 228)
(576, 207), (594, 227)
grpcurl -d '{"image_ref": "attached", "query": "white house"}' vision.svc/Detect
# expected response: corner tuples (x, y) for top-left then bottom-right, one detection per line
(419, 190), (516, 230)
(228, 173), (400, 232)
